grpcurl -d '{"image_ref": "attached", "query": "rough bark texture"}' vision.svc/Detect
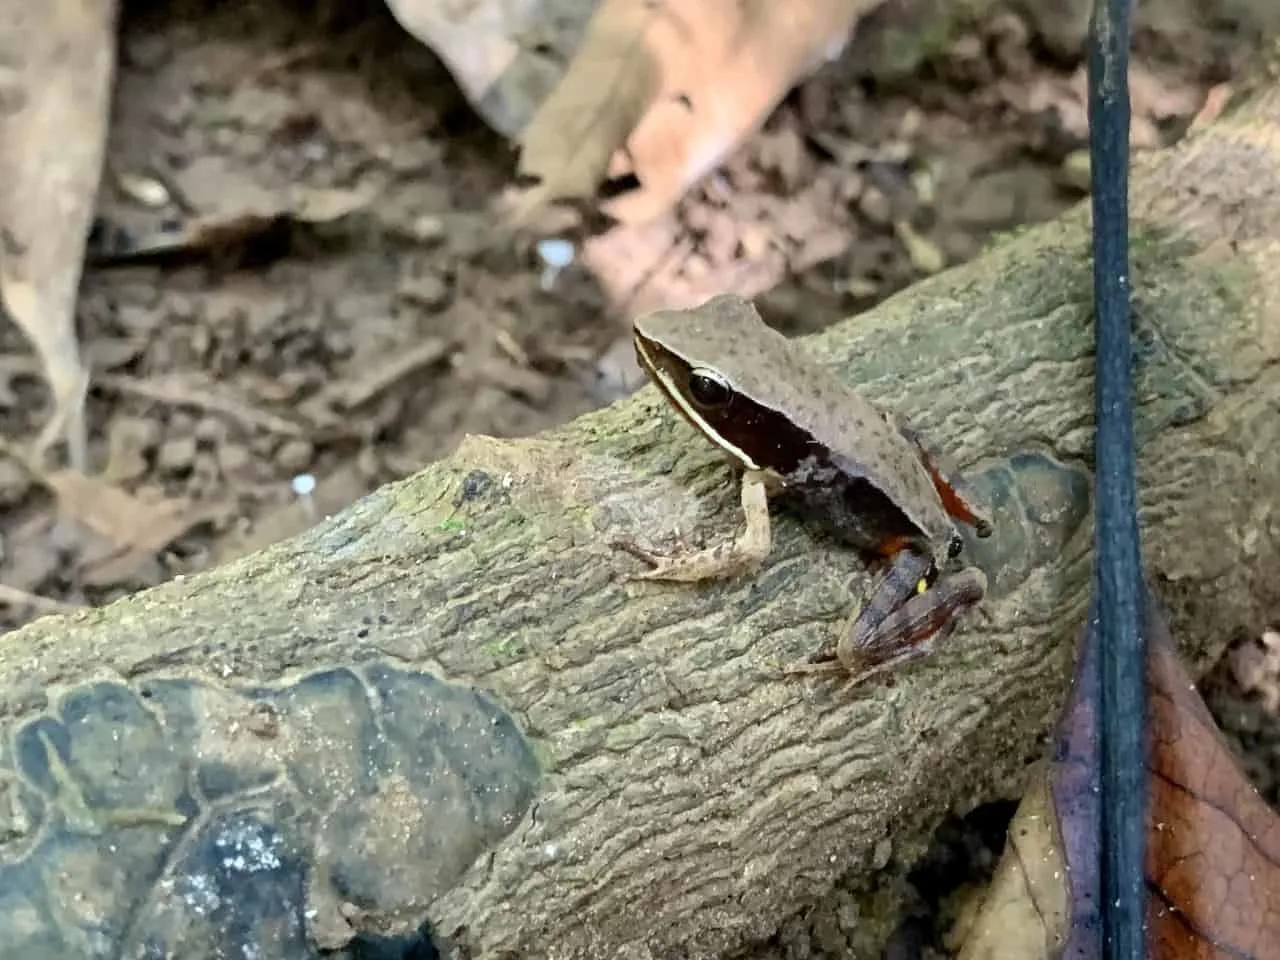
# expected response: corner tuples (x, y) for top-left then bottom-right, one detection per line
(6, 70), (1280, 960)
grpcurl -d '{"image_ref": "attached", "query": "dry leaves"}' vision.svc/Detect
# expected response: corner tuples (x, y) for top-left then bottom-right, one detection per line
(958, 592), (1280, 959)
(1000, 61), (1204, 152)
(513, 0), (880, 225)
(42, 468), (231, 583)
(382, 0), (570, 138)
(0, 0), (118, 471)
(1229, 630), (1280, 714)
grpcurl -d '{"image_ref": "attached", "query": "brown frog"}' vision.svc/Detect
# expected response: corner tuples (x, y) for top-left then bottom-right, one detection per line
(620, 293), (993, 684)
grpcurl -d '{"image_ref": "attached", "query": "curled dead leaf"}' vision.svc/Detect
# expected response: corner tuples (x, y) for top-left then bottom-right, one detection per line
(513, 0), (880, 225)
(0, 0), (119, 470)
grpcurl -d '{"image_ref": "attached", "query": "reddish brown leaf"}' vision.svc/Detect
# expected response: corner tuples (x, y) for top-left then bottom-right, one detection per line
(1145, 623), (1280, 957)
(958, 590), (1280, 959)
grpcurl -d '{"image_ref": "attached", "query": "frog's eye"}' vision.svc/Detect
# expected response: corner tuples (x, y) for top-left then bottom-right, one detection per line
(687, 369), (733, 409)
(947, 533), (964, 559)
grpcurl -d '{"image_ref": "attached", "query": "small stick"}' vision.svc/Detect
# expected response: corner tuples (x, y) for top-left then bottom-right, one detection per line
(0, 584), (82, 616)
(95, 373), (308, 437)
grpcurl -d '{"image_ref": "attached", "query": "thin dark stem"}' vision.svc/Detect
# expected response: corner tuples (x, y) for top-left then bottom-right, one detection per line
(1086, 1), (1147, 957)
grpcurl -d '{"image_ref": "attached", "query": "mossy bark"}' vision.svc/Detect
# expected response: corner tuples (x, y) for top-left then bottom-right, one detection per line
(6, 72), (1280, 960)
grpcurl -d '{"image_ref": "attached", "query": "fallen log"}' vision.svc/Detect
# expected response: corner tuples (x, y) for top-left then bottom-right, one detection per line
(3, 74), (1280, 960)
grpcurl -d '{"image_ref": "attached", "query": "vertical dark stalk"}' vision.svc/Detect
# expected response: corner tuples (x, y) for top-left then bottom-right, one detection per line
(1086, 1), (1147, 957)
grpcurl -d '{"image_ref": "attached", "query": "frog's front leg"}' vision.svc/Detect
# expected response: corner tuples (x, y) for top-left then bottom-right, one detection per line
(617, 468), (774, 582)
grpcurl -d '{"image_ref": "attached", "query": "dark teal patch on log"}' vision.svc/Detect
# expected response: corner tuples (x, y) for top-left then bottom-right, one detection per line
(960, 450), (1093, 599)
(0, 663), (542, 959)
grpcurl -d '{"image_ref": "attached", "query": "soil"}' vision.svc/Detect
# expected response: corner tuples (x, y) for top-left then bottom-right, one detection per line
(0, 1), (1276, 957)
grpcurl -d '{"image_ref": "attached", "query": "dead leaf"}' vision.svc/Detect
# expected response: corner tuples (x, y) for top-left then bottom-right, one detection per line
(1001, 62), (1203, 153)
(1144, 628), (1280, 957)
(1229, 630), (1280, 715)
(580, 214), (787, 318)
(43, 469), (230, 565)
(0, 0), (119, 470)
(382, 0), (563, 138)
(514, 0), (878, 225)
(958, 591), (1280, 959)
(1190, 84), (1234, 132)
(512, 0), (662, 223)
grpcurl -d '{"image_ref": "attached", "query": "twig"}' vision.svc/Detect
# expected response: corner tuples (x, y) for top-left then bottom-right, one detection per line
(94, 373), (308, 437)
(316, 336), (454, 411)
(0, 584), (82, 616)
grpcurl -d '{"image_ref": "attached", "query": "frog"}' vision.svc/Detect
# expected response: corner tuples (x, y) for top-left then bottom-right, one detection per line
(618, 293), (994, 685)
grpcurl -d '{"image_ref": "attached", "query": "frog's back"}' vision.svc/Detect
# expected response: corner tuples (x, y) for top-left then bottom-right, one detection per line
(675, 296), (952, 545)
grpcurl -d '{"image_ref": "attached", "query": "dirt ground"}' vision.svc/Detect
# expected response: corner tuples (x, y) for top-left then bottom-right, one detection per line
(1, 1), (1277, 957)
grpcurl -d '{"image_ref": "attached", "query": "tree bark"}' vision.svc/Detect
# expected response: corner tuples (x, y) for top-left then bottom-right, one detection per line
(5, 74), (1280, 960)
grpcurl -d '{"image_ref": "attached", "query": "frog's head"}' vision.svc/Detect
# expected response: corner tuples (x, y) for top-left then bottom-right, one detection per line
(631, 298), (814, 478)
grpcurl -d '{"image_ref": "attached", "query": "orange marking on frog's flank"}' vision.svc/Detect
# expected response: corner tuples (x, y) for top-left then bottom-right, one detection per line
(922, 460), (986, 531)
(874, 534), (915, 559)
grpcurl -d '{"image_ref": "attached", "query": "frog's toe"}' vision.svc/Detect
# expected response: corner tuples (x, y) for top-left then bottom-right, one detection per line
(611, 536), (669, 567)
(781, 660), (845, 677)
(0, 663), (542, 958)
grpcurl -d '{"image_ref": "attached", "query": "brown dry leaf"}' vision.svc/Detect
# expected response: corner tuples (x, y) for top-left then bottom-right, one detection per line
(1230, 630), (1280, 714)
(1003, 63), (1202, 153)
(514, 0), (878, 226)
(43, 469), (229, 563)
(958, 591), (1280, 959)
(381, 0), (571, 138)
(0, 0), (118, 471)
(511, 0), (662, 223)
(1190, 83), (1234, 132)
(951, 772), (1069, 959)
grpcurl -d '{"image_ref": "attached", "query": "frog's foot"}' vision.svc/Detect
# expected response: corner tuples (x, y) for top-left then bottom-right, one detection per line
(615, 469), (773, 583)
(896, 424), (993, 538)
(839, 558), (988, 676)
(779, 655), (845, 677)
(779, 641), (917, 690)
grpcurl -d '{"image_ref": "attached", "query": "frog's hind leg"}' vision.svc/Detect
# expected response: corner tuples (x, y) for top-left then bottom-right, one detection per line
(840, 548), (937, 664)
(782, 547), (936, 681)
(897, 424), (993, 538)
(839, 555), (988, 682)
